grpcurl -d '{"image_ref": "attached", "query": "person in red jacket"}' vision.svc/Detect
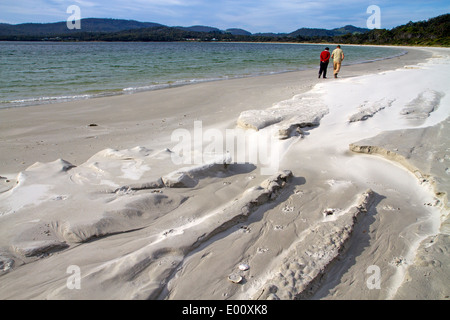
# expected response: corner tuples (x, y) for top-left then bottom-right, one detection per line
(318, 47), (331, 79)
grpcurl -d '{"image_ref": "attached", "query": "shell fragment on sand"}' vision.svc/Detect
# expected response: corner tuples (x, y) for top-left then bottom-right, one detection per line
(239, 263), (250, 271)
(228, 273), (243, 284)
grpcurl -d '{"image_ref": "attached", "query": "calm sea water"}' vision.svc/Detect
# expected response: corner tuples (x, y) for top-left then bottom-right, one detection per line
(0, 42), (405, 109)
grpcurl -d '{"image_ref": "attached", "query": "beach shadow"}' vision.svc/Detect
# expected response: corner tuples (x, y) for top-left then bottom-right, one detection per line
(156, 173), (307, 299)
(174, 174), (307, 256)
(306, 192), (386, 300)
(159, 163), (259, 189)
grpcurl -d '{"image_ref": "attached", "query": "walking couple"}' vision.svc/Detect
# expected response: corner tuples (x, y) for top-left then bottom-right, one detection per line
(318, 45), (345, 79)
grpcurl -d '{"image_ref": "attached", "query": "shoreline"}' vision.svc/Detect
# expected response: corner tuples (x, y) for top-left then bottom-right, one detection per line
(0, 45), (449, 300)
(0, 46), (432, 176)
(0, 43), (409, 111)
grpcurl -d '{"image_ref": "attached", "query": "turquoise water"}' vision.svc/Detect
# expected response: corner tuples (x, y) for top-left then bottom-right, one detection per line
(0, 42), (406, 108)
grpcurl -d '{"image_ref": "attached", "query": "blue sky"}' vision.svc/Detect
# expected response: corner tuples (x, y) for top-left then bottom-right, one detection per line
(1, 0), (449, 33)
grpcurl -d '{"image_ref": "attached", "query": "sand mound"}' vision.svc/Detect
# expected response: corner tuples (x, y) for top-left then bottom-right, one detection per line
(348, 98), (395, 123)
(350, 119), (450, 299)
(400, 90), (444, 122)
(254, 190), (376, 300)
(237, 91), (329, 139)
(0, 147), (244, 263)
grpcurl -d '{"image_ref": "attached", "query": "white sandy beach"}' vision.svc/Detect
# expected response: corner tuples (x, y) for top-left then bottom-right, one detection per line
(0, 45), (449, 300)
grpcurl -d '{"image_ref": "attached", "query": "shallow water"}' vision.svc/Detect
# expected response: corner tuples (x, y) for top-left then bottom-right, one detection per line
(0, 41), (405, 108)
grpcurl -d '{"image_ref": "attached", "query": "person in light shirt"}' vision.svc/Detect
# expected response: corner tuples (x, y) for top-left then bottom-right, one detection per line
(331, 45), (345, 78)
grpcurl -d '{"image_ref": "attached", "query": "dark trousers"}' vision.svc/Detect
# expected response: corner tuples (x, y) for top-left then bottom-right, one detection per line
(319, 61), (329, 78)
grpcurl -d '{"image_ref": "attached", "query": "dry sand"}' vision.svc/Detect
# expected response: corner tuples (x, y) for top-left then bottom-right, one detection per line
(0, 45), (448, 300)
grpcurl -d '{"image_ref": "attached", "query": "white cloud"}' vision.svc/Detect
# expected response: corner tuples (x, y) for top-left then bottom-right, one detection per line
(0, 0), (68, 23)
(74, 0), (98, 8)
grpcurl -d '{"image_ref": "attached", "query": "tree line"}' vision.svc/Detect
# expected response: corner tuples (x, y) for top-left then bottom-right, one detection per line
(1, 14), (448, 47)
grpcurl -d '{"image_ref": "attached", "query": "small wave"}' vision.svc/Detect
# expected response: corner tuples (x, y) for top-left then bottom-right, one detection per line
(0, 95), (92, 109)
(122, 77), (229, 94)
(345, 50), (409, 66)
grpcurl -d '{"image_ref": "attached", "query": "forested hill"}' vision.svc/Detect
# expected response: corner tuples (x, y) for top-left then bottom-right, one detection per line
(0, 14), (448, 46)
(335, 14), (450, 46)
(0, 18), (367, 39)
(0, 18), (163, 36)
